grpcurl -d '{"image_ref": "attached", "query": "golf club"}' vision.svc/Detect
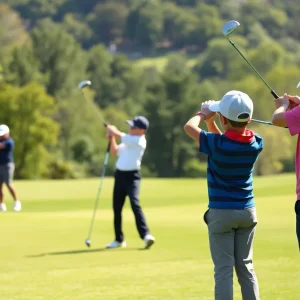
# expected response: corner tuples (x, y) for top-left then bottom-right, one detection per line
(78, 80), (111, 247)
(222, 20), (279, 99)
(251, 119), (273, 126)
(78, 80), (107, 126)
(85, 140), (111, 247)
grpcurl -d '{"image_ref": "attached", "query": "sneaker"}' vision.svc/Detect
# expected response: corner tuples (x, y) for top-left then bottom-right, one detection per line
(13, 200), (21, 212)
(0, 203), (7, 211)
(106, 240), (126, 249)
(144, 234), (155, 249)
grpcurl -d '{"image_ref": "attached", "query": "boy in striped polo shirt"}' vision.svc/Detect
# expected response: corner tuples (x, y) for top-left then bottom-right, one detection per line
(184, 91), (263, 300)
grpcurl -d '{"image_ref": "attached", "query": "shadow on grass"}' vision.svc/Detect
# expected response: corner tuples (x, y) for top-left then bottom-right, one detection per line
(26, 247), (148, 258)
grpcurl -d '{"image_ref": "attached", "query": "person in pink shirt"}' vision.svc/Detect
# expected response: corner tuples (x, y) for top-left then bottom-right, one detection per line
(272, 93), (300, 250)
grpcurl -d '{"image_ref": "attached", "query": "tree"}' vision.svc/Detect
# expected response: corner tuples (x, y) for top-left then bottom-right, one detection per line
(190, 3), (222, 49)
(265, 66), (300, 99)
(247, 41), (285, 75)
(135, 1), (163, 48)
(88, 2), (129, 45)
(87, 48), (147, 115)
(86, 44), (113, 107)
(284, 1), (300, 40)
(217, 0), (242, 20)
(54, 88), (132, 176)
(108, 54), (147, 115)
(61, 13), (93, 48)
(7, 45), (43, 86)
(64, 97), (131, 177)
(241, 1), (288, 39)
(162, 2), (198, 47)
(31, 19), (87, 99)
(144, 54), (211, 177)
(252, 125), (292, 176)
(70, 135), (94, 163)
(173, 0), (198, 5)
(247, 22), (273, 48)
(193, 37), (248, 81)
(0, 4), (28, 54)
(127, 0), (163, 48)
(231, 65), (300, 122)
(0, 82), (59, 178)
(57, 0), (100, 15)
(8, 0), (66, 21)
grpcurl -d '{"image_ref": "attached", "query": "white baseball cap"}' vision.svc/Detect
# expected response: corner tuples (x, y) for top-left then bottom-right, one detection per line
(209, 90), (253, 122)
(0, 124), (9, 136)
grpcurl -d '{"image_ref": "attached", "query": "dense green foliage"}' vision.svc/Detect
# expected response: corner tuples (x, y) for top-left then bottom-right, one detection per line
(0, 0), (299, 178)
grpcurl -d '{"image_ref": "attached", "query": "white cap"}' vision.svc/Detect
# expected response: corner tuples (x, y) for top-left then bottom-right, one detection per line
(209, 90), (253, 122)
(0, 124), (9, 136)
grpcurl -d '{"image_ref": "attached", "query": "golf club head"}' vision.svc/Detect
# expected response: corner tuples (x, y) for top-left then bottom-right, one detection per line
(222, 20), (240, 36)
(78, 80), (92, 89)
(85, 239), (91, 247)
(297, 82), (300, 88)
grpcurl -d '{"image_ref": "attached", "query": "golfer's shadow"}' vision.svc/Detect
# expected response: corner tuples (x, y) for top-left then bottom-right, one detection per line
(27, 247), (148, 258)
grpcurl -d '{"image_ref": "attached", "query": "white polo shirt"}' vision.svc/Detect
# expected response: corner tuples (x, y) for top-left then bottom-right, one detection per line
(116, 134), (147, 171)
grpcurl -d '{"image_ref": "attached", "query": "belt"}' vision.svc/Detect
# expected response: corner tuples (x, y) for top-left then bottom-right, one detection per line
(116, 169), (139, 173)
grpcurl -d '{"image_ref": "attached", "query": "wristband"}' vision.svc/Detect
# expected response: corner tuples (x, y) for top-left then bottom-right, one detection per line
(196, 112), (206, 120)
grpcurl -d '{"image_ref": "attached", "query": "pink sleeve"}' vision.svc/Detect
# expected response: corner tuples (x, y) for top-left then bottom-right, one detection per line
(284, 105), (300, 136)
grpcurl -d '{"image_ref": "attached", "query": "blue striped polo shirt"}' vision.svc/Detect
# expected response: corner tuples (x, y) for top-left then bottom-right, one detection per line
(199, 130), (263, 209)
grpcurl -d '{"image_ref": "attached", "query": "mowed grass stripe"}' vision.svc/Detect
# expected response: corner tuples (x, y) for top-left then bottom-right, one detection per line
(2, 173), (296, 212)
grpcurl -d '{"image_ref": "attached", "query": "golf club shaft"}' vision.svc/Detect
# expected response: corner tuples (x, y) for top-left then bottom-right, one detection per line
(86, 141), (111, 241)
(229, 39), (279, 99)
(251, 118), (273, 126)
(80, 90), (107, 126)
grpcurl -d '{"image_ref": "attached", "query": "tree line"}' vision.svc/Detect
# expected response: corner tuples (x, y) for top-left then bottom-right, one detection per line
(0, 0), (299, 179)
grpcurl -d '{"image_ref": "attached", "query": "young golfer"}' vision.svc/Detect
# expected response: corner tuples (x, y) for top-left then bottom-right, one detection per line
(184, 91), (263, 300)
(0, 124), (21, 212)
(105, 116), (155, 249)
(272, 93), (300, 250)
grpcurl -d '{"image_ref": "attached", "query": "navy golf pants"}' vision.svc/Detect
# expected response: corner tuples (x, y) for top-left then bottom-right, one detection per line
(296, 200), (300, 251)
(113, 170), (149, 242)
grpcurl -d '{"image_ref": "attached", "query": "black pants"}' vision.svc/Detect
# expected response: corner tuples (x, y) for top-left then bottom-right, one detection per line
(113, 170), (149, 242)
(295, 200), (300, 251)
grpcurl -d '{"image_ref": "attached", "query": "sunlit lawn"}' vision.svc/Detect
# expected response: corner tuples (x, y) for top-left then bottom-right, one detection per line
(134, 55), (197, 71)
(0, 174), (299, 299)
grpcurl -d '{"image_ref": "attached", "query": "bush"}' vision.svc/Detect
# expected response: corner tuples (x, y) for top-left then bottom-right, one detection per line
(49, 160), (76, 179)
(183, 158), (207, 178)
(70, 135), (94, 163)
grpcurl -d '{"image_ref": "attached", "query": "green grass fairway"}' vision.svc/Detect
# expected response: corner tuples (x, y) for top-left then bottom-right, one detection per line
(134, 55), (197, 71)
(1, 174), (299, 299)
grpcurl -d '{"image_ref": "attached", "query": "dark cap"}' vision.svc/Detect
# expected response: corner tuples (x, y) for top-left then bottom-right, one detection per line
(126, 116), (149, 130)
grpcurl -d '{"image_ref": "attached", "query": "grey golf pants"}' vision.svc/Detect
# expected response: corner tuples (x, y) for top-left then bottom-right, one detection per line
(204, 208), (260, 300)
(0, 162), (15, 185)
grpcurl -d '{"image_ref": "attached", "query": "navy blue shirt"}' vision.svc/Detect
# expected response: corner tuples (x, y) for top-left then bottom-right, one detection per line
(0, 137), (14, 164)
(200, 130), (263, 209)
